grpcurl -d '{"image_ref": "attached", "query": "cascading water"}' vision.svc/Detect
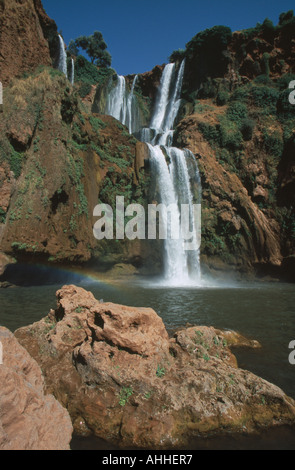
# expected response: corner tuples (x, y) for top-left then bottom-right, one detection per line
(147, 144), (201, 284)
(150, 64), (175, 135)
(106, 75), (126, 122)
(144, 60), (202, 284)
(70, 58), (75, 85)
(126, 75), (138, 134)
(57, 35), (68, 79)
(104, 60), (202, 285)
(140, 60), (185, 146)
(106, 75), (138, 133)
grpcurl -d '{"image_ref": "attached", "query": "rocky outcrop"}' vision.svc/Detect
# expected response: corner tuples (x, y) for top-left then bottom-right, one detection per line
(0, 327), (72, 450)
(182, 17), (295, 99)
(15, 285), (295, 449)
(0, 69), (154, 271)
(130, 65), (164, 101)
(0, 0), (57, 85)
(0, 252), (14, 277)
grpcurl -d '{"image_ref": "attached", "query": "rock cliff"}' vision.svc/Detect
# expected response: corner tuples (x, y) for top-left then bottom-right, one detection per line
(0, 2), (294, 281)
(0, 0), (57, 85)
(0, 68), (154, 272)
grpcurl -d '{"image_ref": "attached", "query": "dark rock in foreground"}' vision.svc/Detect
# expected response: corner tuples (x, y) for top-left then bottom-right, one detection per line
(15, 285), (295, 449)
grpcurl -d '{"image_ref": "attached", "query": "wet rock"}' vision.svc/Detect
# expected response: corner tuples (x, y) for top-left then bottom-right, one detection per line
(0, 281), (16, 289)
(0, 253), (15, 277)
(214, 329), (262, 349)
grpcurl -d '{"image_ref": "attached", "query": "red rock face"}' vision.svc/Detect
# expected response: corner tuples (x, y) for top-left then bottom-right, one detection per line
(0, 163), (15, 214)
(15, 285), (295, 449)
(0, 0), (55, 85)
(0, 327), (73, 450)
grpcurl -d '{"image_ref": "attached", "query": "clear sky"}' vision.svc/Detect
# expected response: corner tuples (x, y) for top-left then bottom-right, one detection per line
(42, 0), (294, 76)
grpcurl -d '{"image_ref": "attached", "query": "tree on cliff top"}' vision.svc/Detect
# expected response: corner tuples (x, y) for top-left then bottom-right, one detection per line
(69, 31), (112, 68)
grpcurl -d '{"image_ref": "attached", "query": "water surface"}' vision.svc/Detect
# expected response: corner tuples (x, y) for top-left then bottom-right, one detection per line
(1, 273), (295, 449)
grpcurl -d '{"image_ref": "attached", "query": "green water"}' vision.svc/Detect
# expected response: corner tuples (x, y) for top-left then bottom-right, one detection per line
(1, 275), (295, 449)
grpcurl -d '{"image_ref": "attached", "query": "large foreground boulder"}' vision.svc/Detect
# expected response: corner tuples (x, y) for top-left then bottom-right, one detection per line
(0, 327), (73, 450)
(15, 285), (295, 449)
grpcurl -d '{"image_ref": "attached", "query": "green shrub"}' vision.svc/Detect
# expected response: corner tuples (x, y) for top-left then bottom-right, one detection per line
(262, 130), (283, 158)
(227, 102), (248, 123)
(198, 122), (220, 146)
(277, 73), (295, 91)
(231, 85), (251, 103)
(250, 85), (279, 112)
(10, 148), (24, 179)
(261, 19), (276, 43)
(169, 48), (186, 63)
(239, 23), (263, 41)
(216, 90), (229, 106)
(0, 208), (6, 224)
(277, 89), (295, 118)
(262, 52), (271, 76)
(216, 148), (240, 172)
(78, 82), (92, 98)
(75, 55), (114, 85)
(185, 26), (232, 79)
(89, 115), (107, 131)
(198, 78), (216, 98)
(186, 26), (232, 59)
(279, 10), (294, 26)
(219, 125), (243, 150)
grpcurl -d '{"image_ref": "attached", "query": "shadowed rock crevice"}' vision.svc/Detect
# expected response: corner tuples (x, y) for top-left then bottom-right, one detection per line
(50, 190), (69, 215)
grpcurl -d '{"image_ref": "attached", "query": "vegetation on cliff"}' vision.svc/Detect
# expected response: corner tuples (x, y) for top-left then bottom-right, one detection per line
(0, 66), (151, 269)
(0, 2), (294, 280)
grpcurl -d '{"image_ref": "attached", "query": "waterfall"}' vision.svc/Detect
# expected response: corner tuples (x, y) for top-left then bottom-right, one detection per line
(106, 75), (126, 122)
(147, 144), (201, 283)
(150, 63), (175, 134)
(103, 60), (202, 285)
(126, 75), (138, 134)
(106, 75), (138, 133)
(143, 60), (202, 283)
(70, 58), (75, 85)
(57, 35), (68, 79)
(149, 60), (185, 146)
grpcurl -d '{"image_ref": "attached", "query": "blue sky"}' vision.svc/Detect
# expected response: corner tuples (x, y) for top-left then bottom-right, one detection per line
(42, 0), (294, 76)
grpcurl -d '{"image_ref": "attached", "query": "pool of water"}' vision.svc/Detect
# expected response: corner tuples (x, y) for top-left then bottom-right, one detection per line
(1, 272), (295, 449)
(1, 277), (294, 397)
